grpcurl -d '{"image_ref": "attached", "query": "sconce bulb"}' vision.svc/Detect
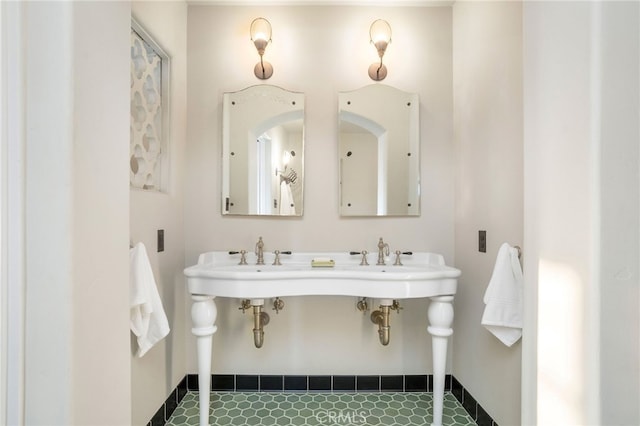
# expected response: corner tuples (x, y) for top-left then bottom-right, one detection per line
(254, 31), (268, 41)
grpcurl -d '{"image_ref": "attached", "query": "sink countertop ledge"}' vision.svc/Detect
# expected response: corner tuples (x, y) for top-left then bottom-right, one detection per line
(184, 251), (461, 299)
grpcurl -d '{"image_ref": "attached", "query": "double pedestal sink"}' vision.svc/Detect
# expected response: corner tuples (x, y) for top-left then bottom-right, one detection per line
(184, 251), (461, 426)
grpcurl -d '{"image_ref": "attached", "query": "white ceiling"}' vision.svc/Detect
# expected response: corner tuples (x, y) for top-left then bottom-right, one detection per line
(187, 0), (454, 6)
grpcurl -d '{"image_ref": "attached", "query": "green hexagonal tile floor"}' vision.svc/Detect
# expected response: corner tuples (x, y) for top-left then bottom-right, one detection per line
(167, 392), (477, 425)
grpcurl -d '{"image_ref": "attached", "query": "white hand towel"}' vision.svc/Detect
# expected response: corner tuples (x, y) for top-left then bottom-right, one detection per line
(481, 242), (523, 347)
(130, 242), (170, 357)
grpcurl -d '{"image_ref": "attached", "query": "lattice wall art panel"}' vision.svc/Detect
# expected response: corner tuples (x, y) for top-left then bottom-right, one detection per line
(130, 27), (168, 191)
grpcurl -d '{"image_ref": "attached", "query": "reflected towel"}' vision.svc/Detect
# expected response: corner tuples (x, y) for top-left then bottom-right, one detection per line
(130, 242), (170, 357)
(279, 181), (296, 215)
(481, 243), (523, 347)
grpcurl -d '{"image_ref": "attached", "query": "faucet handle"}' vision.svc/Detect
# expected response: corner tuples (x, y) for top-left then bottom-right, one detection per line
(229, 250), (248, 265)
(272, 297), (285, 314)
(238, 299), (251, 313)
(272, 250), (291, 265)
(393, 250), (403, 266)
(356, 297), (369, 313)
(349, 250), (369, 265)
(360, 250), (369, 266)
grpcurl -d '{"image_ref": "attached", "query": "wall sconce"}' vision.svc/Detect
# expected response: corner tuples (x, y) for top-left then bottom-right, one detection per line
(368, 19), (392, 81)
(250, 17), (273, 80)
(282, 150), (291, 167)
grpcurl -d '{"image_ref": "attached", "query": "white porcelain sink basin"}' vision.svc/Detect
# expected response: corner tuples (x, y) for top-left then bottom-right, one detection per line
(184, 251), (460, 299)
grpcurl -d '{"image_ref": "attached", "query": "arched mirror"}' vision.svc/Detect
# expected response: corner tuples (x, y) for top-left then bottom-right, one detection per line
(339, 84), (419, 216)
(222, 85), (304, 216)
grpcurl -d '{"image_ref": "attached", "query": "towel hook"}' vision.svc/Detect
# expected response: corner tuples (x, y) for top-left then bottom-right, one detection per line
(513, 245), (522, 259)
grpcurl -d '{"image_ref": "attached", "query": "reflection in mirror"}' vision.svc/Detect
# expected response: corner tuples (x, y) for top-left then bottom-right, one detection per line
(222, 85), (304, 216)
(339, 84), (419, 216)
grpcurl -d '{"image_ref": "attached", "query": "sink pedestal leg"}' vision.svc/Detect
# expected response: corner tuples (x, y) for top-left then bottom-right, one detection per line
(428, 295), (454, 426)
(191, 295), (217, 426)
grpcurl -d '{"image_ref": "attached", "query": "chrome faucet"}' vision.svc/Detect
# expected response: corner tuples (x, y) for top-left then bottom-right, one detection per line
(255, 236), (265, 265)
(376, 237), (390, 265)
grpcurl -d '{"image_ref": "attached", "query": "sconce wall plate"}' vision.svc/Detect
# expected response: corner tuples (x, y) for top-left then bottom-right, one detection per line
(368, 63), (388, 81)
(254, 62), (273, 80)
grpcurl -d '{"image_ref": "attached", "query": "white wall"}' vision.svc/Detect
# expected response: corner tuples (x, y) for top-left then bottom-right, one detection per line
(452, 2), (523, 425)
(23, 1), (131, 424)
(72, 3), (132, 423)
(24, 3), (74, 422)
(186, 6), (454, 374)
(598, 3), (639, 423)
(523, 2), (639, 424)
(130, 2), (188, 425)
(2, 3), (27, 424)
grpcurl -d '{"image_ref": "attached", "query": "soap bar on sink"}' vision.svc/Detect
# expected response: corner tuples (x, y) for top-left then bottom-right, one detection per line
(311, 258), (335, 267)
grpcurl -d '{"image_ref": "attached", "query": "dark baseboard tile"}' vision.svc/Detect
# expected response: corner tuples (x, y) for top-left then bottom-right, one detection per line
(149, 405), (164, 426)
(260, 375), (284, 392)
(332, 375), (356, 392)
(450, 376), (499, 426)
(477, 403), (496, 426)
(451, 376), (464, 405)
(211, 374), (234, 391)
(380, 375), (403, 391)
(186, 374), (199, 391)
(147, 376), (188, 426)
(284, 375), (308, 391)
(308, 375), (331, 391)
(462, 389), (478, 420)
(356, 375), (380, 392)
(404, 374), (428, 392)
(235, 374), (259, 391)
(205, 374), (443, 393)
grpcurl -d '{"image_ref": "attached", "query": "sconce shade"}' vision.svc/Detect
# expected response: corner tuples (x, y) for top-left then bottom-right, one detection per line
(368, 19), (392, 81)
(250, 17), (273, 79)
(369, 19), (392, 57)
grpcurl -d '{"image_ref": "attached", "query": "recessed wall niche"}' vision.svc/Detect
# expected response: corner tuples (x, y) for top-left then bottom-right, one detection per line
(130, 19), (170, 192)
